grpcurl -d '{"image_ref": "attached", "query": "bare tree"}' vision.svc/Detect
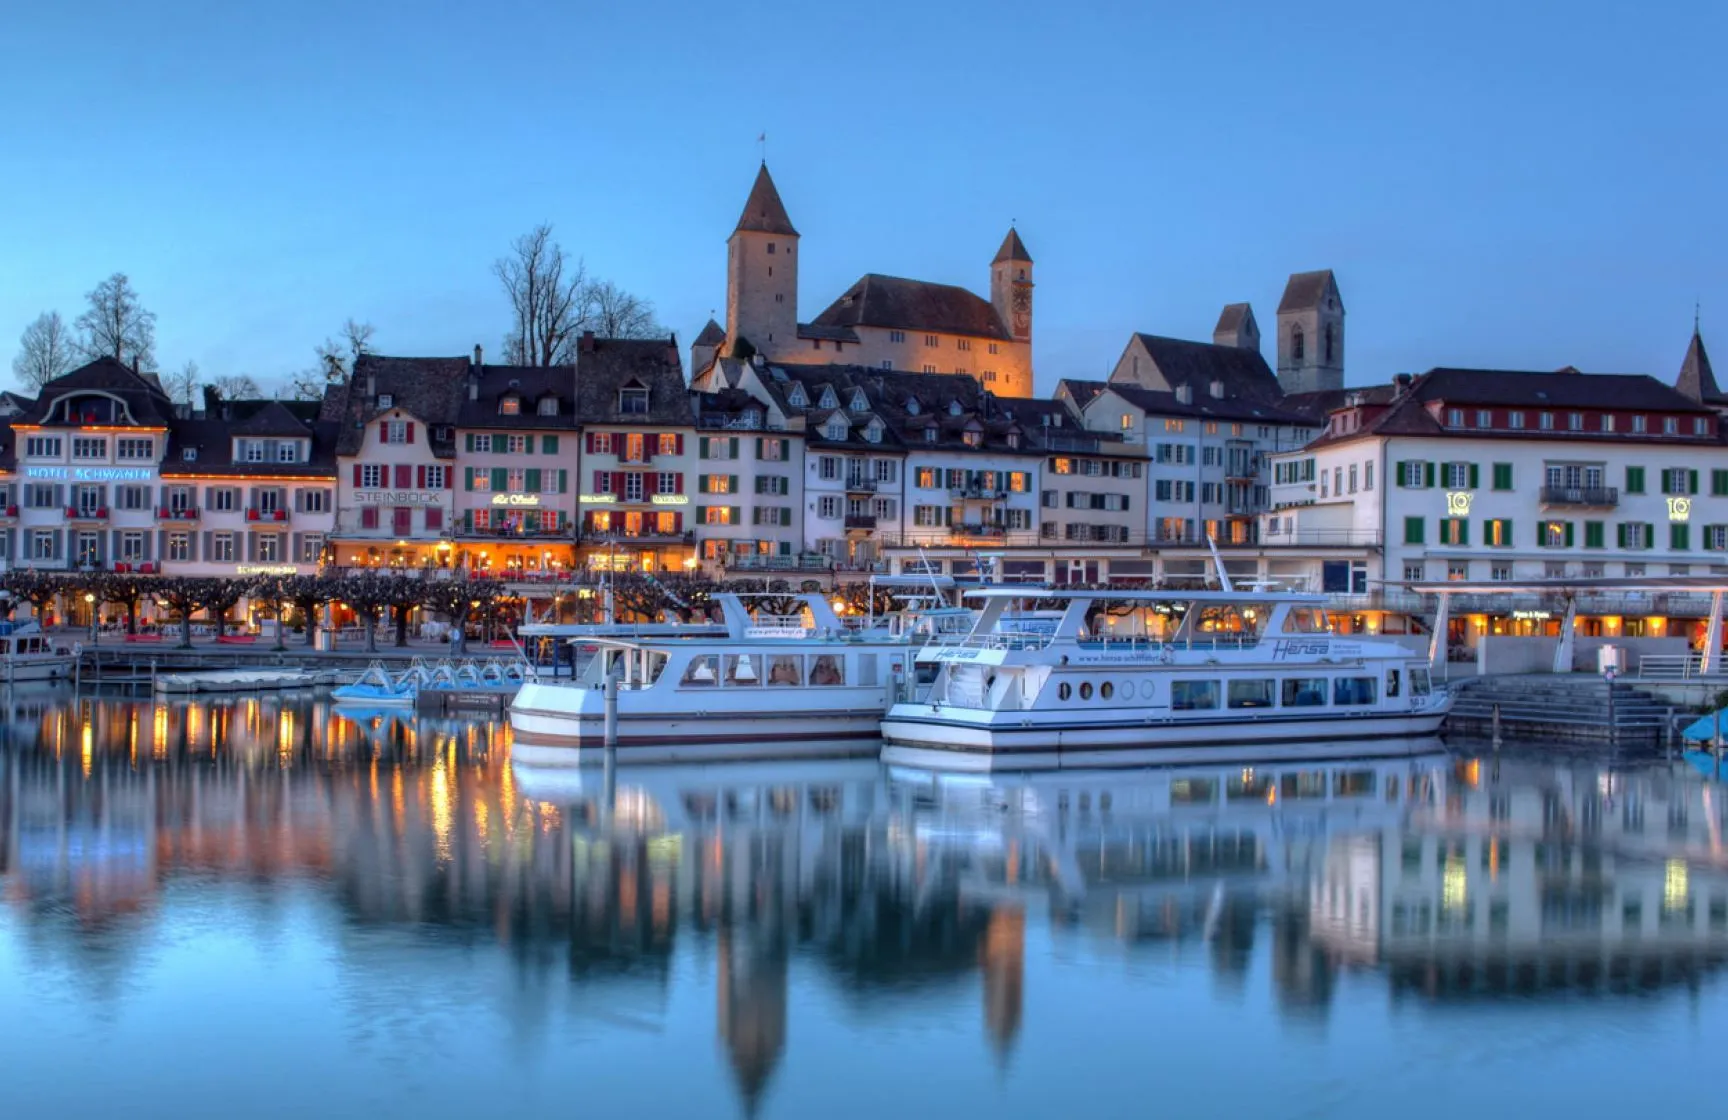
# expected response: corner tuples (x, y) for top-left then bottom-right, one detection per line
(162, 360), (199, 405)
(75, 273), (156, 368)
(288, 317), (376, 401)
(209, 373), (262, 400)
(585, 279), (664, 340)
(12, 311), (78, 390)
(495, 224), (586, 366)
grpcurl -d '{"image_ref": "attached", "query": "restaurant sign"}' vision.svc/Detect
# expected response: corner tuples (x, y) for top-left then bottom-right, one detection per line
(354, 491), (442, 506)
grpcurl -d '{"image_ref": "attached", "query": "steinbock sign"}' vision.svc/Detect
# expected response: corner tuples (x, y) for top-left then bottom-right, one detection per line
(26, 466), (154, 482)
(353, 491), (442, 506)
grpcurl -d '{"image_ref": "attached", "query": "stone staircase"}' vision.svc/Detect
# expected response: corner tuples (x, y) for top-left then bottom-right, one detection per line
(1445, 675), (1676, 747)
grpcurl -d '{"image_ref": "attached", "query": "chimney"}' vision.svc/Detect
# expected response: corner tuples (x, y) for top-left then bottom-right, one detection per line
(472, 343), (483, 368)
(579, 330), (597, 354)
(1175, 383), (1193, 405)
(1209, 379), (1225, 399)
(1393, 372), (1414, 396)
(366, 373), (376, 399)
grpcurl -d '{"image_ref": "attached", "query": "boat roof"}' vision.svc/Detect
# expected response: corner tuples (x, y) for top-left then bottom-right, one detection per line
(961, 588), (1326, 604)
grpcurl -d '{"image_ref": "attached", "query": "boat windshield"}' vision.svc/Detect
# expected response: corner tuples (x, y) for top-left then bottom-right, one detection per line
(1281, 608), (1330, 633)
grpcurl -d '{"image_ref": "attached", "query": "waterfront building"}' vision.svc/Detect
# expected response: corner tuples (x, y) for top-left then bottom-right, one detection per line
(694, 164), (1036, 398)
(573, 334), (696, 573)
(690, 383), (810, 571)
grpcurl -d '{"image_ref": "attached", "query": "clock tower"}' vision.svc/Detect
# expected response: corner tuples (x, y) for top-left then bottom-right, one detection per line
(990, 227), (1033, 345)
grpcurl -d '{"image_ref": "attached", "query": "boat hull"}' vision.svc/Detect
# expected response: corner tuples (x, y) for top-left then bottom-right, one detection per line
(879, 705), (1451, 771)
(1, 659), (76, 683)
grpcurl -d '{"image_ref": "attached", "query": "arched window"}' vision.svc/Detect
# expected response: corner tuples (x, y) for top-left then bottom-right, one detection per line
(1323, 324), (1335, 363)
(1291, 326), (1305, 362)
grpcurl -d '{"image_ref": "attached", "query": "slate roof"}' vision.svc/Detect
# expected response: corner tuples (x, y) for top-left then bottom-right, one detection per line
(1129, 333), (1284, 402)
(16, 356), (175, 428)
(1277, 270), (1340, 314)
(160, 401), (339, 479)
(574, 336), (694, 426)
(456, 364), (578, 430)
(1676, 330), (1722, 404)
(334, 355), (470, 456)
(229, 399), (312, 437)
(993, 228), (1032, 264)
(0, 390), (36, 416)
(694, 319), (727, 347)
(1057, 378), (1111, 411)
(808, 274), (1012, 342)
(1102, 381), (1313, 425)
(796, 322), (861, 343)
(733, 163), (797, 236)
(0, 421), (14, 471)
(1279, 384), (1398, 422)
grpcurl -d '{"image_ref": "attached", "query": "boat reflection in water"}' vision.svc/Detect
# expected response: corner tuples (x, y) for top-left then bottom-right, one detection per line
(6, 698), (1728, 1116)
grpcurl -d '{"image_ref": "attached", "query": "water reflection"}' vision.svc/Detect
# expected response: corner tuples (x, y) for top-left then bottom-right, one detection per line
(4, 696), (1728, 1116)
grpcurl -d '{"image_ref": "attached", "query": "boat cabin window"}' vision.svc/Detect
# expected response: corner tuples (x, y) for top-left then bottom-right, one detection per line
(1410, 667), (1432, 696)
(1194, 605), (1265, 639)
(725, 655), (760, 686)
(1172, 680), (1219, 710)
(1227, 772), (1273, 801)
(683, 655), (720, 686)
(767, 655), (803, 686)
(1282, 608), (1329, 634)
(810, 655), (845, 686)
(1227, 679), (1274, 709)
(1170, 778), (1217, 805)
(1333, 677), (1378, 706)
(1334, 771), (1377, 797)
(1281, 678), (1328, 707)
(1281, 772), (1328, 800)
(1385, 668), (1401, 698)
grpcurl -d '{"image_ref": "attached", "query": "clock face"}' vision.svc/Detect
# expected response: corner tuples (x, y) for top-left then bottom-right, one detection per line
(1011, 287), (1030, 335)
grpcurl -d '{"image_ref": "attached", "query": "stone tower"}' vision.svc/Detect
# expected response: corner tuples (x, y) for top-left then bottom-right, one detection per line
(726, 163), (799, 357)
(1212, 303), (1260, 352)
(1275, 270), (1344, 395)
(990, 227), (1034, 345)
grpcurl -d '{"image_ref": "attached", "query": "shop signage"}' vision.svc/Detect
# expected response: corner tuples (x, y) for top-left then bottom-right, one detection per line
(1668, 496), (1691, 522)
(237, 564), (298, 576)
(490, 493), (542, 507)
(1512, 609), (1551, 621)
(26, 465), (155, 482)
(650, 494), (689, 506)
(579, 494), (616, 504)
(354, 491), (442, 506)
(1444, 491), (1473, 516)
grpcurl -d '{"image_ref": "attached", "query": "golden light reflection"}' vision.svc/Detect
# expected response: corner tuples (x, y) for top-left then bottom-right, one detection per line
(152, 705), (169, 758)
(1442, 852), (1467, 913)
(431, 764), (453, 864)
(1665, 859), (1689, 913)
(80, 718), (94, 778)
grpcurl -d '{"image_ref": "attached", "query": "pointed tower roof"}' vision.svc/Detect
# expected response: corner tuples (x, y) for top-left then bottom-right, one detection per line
(993, 227), (1032, 264)
(1214, 303), (1254, 335)
(1278, 269), (1341, 313)
(1676, 329), (1723, 403)
(733, 163), (797, 236)
(694, 318), (726, 347)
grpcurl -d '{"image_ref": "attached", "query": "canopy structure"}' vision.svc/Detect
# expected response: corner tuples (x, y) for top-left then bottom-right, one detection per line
(960, 588), (1325, 604)
(1402, 577), (1728, 675)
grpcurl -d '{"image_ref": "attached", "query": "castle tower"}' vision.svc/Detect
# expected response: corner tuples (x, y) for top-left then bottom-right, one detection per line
(1676, 324), (1723, 404)
(990, 228), (1034, 345)
(1213, 303), (1261, 352)
(691, 318), (726, 375)
(1275, 270), (1344, 395)
(726, 164), (799, 358)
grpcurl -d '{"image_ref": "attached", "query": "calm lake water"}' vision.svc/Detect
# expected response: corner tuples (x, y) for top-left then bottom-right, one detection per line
(3, 692), (1728, 1119)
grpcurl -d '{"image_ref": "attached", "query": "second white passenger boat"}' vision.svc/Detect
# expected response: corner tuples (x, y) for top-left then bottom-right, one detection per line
(880, 588), (1451, 771)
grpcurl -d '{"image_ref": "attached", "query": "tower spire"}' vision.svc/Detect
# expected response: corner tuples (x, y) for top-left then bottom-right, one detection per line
(733, 163), (797, 236)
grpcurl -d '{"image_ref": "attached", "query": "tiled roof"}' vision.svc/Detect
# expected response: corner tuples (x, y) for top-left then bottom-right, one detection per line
(1130, 333), (1284, 402)
(1277, 270), (1340, 314)
(574, 336), (693, 426)
(17, 356), (175, 428)
(229, 399), (312, 437)
(694, 318), (727, 346)
(733, 163), (797, 236)
(160, 415), (339, 479)
(1103, 381), (1313, 425)
(335, 355), (470, 456)
(1279, 384), (1398, 422)
(0, 420), (14, 471)
(992, 227), (1032, 264)
(1676, 330), (1722, 404)
(808, 274), (1011, 342)
(456, 364), (578, 430)
(1213, 303), (1251, 335)
(1057, 378), (1111, 411)
(796, 322), (861, 343)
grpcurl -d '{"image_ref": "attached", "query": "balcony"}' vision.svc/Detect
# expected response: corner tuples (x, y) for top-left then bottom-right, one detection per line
(157, 506), (200, 522)
(0, 505), (15, 520)
(723, 553), (834, 573)
(950, 485), (1006, 500)
(246, 508), (290, 522)
(457, 522), (571, 541)
(1540, 486), (1618, 508)
(65, 506), (109, 522)
(579, 530), (695, 546)
(843, 514), (877, 531)
(844, 478), (878, 494)
(950, 524), (1008, 540)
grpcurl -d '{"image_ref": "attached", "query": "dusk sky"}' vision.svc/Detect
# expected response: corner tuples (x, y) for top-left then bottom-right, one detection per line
(3, 0), (1722, 396)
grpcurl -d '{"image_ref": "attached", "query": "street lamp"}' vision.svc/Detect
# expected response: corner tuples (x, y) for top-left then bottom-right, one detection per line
(84, 592), (97, 645)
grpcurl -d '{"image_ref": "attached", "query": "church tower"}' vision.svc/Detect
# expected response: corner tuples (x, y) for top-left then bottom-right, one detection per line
(1275, 270), (1344, 395)
(726, 164), (799, 358)
(990, 228), (1034, 345)
(1213, 303), (1261, 352)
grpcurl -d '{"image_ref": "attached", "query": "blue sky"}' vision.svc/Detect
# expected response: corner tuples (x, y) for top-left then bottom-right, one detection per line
(2, 0), (1722, 396)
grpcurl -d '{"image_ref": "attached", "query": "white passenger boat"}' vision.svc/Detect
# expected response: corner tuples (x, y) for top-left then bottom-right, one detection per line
(509, 593), (929, 764)
(0, 622), (77, 683)
(880, 588), (1451, 771)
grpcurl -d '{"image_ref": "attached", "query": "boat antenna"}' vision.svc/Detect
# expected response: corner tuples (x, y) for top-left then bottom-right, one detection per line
(916, 544), (942, 603)
(1206, 535), (1234, 593)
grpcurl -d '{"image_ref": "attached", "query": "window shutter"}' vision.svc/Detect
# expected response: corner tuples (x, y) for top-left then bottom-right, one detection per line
(755, 438), (764, 458)
(415, 465), (425, 488)
(729, 438), (738, 458)
(464, 434), (474, 452)
(1403, 517), (1422, 545)
(698, 476), (709, 494)
(558, 469), (567, 493)
(1423, 462), (1435, 488)
(352, 464), (362, 488)
(492, 467), (506, 491)
(1690, 469), (1700, 495)
(1616, 523), (1627, 548)
(730, 506), (740, 525)
(1564, 521), (1575, 548)
(729, 475), (738, 493)
(463, 468), (473, 492)
(1458, 520), (1469, 547)
(1468, 464), (1479, 490)
(585, 432), (596, 454)
(393, 464), (410, 488)
(1674, 524), (1690, 551)
(526, 468), (542, 492)
(544, 435), (559, 454)
(699, 438), (710, 460)
(673, 473), (683, 495)
(405, 423), (415, 444)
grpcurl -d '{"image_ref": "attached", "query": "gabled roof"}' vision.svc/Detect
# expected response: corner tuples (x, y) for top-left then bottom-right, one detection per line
(809, 274), (1011, 342)
(1676, 330), (1722, 404)
(694, 318), (727, 347)
(574, 337), (693, 426)
(229, 399), (312, 437)
(16, 356), (175, 428)
(1100, 381), (1312, 425)
(335, 355), (470, 456)
(992, 227), (1032, 265)
(1128, 333), (1283, 402)
(1278, 270), (1341, 314)
(1056, 378), (1111, 411)
(733, 163), (797, 237)
(456, 364), (578, 430)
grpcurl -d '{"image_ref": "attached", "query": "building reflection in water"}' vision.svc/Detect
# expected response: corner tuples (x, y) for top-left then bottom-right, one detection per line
(6, 703), (1728, 1112)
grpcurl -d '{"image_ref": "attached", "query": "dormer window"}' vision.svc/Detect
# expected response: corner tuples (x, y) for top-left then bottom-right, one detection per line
(864, 421), (882, 444)
(949, 400), (963, 417)
(619, 383), (649, 415)
(824, 419), (848, 441)
(818, 386), (839, 410)
(849, 388), (868, 413)
(379, 394), (394, 409)
(962, 430), (983, 449)
(1007, 431), (1021, 449)
(787, 384), (807, 408)
(276, 442), (298, 463)
(499, 395), (521, 416)
(537, 396), (558, 417)
(906, 397), (921, 415)
(924, 428), (937, 443)
(182, 448), (198, 462)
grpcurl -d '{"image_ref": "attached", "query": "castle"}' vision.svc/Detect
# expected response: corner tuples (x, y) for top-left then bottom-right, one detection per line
(692, 164), (1037, 397)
